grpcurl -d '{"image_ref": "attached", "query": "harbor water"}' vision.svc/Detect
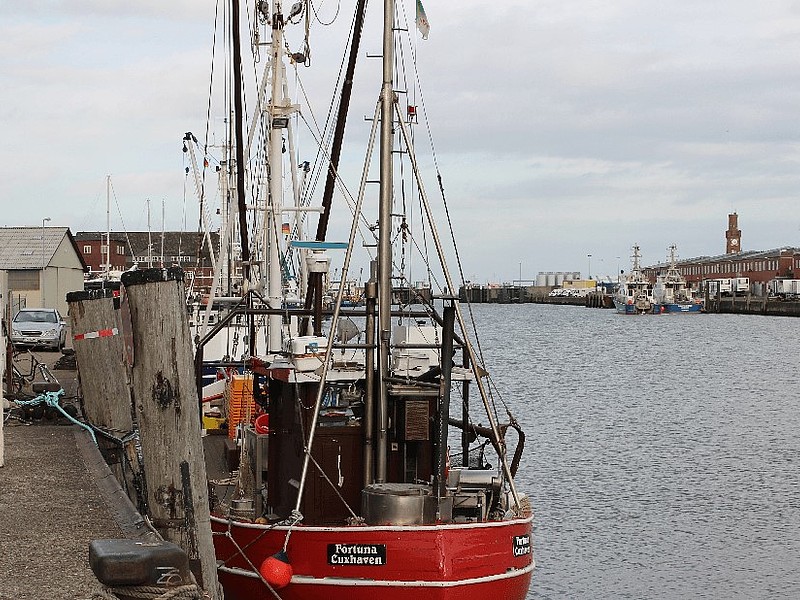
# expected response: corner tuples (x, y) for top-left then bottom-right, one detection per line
(468, 303), (800, 599)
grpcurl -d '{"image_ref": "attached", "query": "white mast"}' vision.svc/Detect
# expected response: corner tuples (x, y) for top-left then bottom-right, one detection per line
(161, 200), (166, 268)
(105, 174), (111, 279)
(263, 0), (295, 353)
(147, 199), (153, 268)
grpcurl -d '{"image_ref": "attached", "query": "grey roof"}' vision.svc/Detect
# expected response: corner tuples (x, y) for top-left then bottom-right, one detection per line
(647, 247), (800, 269)
(74, 231), (129, 244)
(0, 227), (84, 270)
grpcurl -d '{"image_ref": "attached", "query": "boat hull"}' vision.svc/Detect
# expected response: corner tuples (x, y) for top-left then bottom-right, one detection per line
(211, 516), (534, 600)
(654, 302), (703, 313)
(613, 299), (655, 315)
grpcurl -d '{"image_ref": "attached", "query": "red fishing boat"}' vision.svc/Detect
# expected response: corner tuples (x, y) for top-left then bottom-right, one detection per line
(196, 1), (534, 598)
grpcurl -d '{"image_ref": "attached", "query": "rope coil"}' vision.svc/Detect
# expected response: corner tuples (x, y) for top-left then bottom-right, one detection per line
(92, 583), (202, 600)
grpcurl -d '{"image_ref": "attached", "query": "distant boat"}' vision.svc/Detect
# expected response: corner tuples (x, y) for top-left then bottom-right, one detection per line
(652, 245), (703, 313)
(613, 244), (655, 314)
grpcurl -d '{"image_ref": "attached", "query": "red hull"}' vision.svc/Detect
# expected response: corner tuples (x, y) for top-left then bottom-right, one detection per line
(211, 516), (534, 600)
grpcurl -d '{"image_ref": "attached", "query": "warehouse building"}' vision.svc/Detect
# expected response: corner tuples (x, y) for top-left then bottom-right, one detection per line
(642, 213), (800, 294)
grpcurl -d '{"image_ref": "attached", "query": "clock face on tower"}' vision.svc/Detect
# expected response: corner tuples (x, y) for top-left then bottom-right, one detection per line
(731, 239), (739, 246)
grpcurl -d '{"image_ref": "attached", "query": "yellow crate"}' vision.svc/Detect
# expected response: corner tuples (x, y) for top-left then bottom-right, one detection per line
(203, 415), (226, 432)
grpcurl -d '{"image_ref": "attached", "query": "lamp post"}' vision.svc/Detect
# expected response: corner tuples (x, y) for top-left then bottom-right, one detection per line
(587, 254), (592, 280)
(41, 217), (51, 307)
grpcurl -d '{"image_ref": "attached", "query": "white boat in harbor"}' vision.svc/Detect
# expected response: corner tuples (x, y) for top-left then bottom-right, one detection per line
(652, 245), (704, 313)
(613, 244), (655, 314)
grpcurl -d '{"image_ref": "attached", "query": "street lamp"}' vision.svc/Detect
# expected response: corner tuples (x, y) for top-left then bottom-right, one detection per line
(587, 254), (592, 280)
(41, 217), (51, 307)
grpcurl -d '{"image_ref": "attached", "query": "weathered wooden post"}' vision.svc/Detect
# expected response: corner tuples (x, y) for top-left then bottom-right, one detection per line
(120, 267), (221, 598)
(66, 288), (136, 492)
(1, 270), (7, 468)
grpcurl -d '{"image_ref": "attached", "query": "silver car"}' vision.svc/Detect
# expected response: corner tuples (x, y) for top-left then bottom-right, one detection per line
(11, 308), (67, 351)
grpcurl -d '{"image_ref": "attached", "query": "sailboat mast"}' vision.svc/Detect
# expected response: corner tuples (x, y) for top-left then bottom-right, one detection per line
(147, 199), (153, 268)
(161, 200), (165, 268)
(105, 174), (111, 279)
(376, 0), (395, 483)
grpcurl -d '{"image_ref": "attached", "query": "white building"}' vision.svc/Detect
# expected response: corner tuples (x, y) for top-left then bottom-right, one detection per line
(0, 227), (87, 316)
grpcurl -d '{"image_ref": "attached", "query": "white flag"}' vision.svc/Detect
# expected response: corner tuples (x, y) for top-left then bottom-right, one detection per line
(416, 0), (430, 40)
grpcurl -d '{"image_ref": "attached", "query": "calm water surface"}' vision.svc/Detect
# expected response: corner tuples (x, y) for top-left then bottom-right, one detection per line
(468, 303), (800, 599)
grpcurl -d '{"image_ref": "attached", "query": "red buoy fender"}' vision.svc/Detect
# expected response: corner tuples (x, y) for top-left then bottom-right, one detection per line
(260, 551), (293, 589)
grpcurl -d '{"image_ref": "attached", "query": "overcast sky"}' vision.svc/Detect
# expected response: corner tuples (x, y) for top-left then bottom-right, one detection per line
(3, 1), (800, 282)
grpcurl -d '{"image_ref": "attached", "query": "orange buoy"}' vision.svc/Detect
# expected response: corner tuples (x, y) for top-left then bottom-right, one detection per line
(259, 550), (292, 589)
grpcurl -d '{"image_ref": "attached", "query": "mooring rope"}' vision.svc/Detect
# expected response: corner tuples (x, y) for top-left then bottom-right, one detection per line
(92, 583), (202, 600)
(14, 389), (97, 444)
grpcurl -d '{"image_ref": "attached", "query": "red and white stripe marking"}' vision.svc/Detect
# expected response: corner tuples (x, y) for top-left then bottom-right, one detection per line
(73, 327), (119, 341)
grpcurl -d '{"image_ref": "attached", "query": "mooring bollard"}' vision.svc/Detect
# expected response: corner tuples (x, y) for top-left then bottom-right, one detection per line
(120, 267), (220, 598)
(89, 538), (200, 599)
(66, 288), (136, 491)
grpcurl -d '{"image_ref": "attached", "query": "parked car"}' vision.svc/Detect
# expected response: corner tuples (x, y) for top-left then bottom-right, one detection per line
(10, 308), (67, 350)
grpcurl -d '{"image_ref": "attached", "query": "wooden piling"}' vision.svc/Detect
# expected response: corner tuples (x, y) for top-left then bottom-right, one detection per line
(66, 288), (136, 494)
(120, 267), (221, 598)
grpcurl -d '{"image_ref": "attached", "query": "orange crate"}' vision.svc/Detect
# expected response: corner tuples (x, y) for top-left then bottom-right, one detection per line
(225, 374), (256, 440)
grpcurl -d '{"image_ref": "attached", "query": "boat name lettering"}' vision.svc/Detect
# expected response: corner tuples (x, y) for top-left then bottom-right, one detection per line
(513, 535), (531, 557)
(327, 544), (387, 566)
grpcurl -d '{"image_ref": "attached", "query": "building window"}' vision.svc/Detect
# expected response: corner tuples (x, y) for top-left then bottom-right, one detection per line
(117, 245), (125, 255)
(83, 245), (92, 254)
(100, 245), (108, 254)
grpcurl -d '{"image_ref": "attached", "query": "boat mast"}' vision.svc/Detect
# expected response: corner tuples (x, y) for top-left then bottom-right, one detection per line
(632, 244), (642, 276)
(376, 0), (395, 483)
(147, 199), (153, 268)
(231, 0), (251, 285)
(265, 0), (288, 353)
(231, 0), (257, 356)
(105, 174), (111, 280)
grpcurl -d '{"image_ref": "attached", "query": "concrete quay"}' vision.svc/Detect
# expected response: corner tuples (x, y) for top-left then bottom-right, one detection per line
(1, 344), (142, 600)
(0, 423), (124, 600)
(705, 295), (800, 316)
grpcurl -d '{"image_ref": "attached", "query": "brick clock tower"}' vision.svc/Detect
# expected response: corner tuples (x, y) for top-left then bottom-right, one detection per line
(725, 212), (741, 254)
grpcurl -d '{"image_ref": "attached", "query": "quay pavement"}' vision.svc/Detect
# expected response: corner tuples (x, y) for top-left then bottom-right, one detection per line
(0, 423), (124, 600)
(1, 339), (126, 600)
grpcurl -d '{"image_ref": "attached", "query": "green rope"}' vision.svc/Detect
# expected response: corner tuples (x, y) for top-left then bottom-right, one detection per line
(13, 389), (97, 445)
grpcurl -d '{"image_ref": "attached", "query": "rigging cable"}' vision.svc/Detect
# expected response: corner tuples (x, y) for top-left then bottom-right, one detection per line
(108, 178), (136, 262)
(309, 0), (342, 27)
(402, 12), (490, 376)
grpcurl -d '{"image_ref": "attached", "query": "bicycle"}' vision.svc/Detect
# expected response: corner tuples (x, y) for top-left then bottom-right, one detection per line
(3, 347), (81, 422)
(4, 347), (58, 399)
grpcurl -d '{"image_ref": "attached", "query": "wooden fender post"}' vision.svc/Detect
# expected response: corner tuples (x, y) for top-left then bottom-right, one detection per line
(1, 270), (7, 468)
(120, 267), (221, 598)
(66, 288), (136, 493)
